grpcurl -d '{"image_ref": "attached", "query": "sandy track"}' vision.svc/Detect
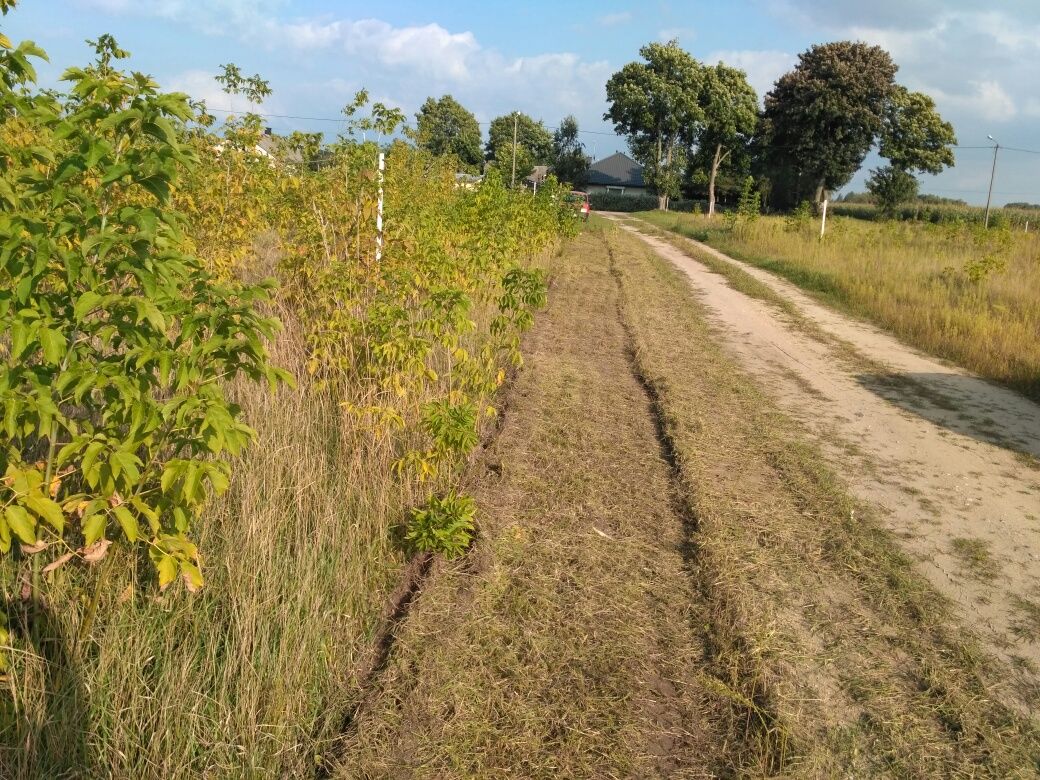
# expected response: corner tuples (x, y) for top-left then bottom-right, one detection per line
(606, 214), (1040, 697)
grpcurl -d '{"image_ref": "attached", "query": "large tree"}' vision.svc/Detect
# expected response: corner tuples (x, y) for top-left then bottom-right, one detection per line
(762, 42), (899, 206)
(604, 41), (704, 209)
(485, 112), (553, 183)
(695, 63), (758, 216)
(415, 94), (483, 171)
(879, 87), (956, 175)
(550, 115), (591, 188)
(762, 42), (956, 210)
(866, 87), (956, 217)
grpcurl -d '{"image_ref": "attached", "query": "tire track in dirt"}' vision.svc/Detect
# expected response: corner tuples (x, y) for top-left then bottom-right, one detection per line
(607, 214), (1040, 705)
(331, 230), (732, 777)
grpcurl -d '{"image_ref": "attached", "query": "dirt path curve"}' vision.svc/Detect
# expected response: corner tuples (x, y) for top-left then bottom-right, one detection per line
(604, 214), (1040, 697)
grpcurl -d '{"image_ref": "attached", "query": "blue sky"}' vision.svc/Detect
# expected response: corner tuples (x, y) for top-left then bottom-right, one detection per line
(8, 1), (1040, 205)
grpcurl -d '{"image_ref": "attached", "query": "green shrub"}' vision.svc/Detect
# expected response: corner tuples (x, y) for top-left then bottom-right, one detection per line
(588, 192), (660, 212)
(587, 191), (706, 213)
(0, 32), (287, 629)
(405, 492), (477, 558)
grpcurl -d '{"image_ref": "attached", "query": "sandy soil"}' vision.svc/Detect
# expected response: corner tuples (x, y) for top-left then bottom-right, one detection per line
(607, 214), (1040, 697)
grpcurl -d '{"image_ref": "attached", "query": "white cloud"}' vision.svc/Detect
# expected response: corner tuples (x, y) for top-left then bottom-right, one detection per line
(78, 0), (285, 34)
(281, 20), (480, 81)
(931, 80), (1017, 123)
(597, 12), (632, 26)
(81, 0), (613, 129)
(842, 23), (947, 61)
(703, 49), (796, 98)
(968, 10), (1040, 52)
(165, 69), (227, 107)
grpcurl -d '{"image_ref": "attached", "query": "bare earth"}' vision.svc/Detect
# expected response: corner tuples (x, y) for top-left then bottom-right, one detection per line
(606, 214), (1040, 699)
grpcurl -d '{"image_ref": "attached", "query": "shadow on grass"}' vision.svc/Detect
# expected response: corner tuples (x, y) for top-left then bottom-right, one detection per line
(1, 598), (93, 778)
(855, 372), (1040, 462)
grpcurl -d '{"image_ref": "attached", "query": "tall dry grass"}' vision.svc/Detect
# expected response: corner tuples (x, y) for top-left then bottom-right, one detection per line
(637, 211), (1040, 401)
(1, 305), (421, 777)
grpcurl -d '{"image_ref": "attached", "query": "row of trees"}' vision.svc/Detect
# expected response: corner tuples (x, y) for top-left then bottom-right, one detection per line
(414, 95), (592, 186)
(604, 40), (956, 213)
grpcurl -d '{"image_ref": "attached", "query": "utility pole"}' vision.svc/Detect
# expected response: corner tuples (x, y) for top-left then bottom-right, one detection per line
(510, 112), (518, 189)
(375, 151), (384, 262)
(984, 135), (999, 228)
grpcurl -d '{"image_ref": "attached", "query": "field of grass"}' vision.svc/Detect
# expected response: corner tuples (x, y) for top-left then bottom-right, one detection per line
(829, 200), (1039, 228)
(2, 307), (412, 777)
(337, 221), (1040, 776)
(634, 210), (1040, 402)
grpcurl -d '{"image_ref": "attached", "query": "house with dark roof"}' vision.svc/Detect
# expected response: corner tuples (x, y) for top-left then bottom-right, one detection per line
(585, 152), (646, 196)
(523, 165), (550, 190)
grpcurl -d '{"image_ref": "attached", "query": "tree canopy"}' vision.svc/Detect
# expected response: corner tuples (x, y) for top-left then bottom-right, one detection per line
(761, 41), (956, 207)
(694, 62), (758, 215)
(867, 165), (919, 213)
(763, 42), (898, 204)
(485, 112), (553, 182)
(415, 94), (483, 171)
(550, 115), (591, 188)
(880, 87), (956, 175)
(604, 41), (704, 208)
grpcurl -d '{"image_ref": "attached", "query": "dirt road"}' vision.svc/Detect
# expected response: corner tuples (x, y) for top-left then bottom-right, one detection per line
(607, 214), (1040, 698)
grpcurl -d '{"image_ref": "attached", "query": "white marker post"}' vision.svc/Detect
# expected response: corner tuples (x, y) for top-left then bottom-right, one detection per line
(819, 197), (828, 239)
(376, 151), (385, 262)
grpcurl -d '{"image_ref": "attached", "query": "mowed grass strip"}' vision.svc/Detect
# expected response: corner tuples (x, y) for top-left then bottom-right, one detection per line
(603, 218), (1040, 776)
(337, 229), (728, 778)
(635, 210), (1040, 402)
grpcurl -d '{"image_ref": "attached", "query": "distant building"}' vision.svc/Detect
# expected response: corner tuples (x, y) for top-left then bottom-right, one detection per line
(523, 165), (550, 190)
(214, 127), (304, 166)
(585, 152), (646, 195)
(454, 172), (484, 190)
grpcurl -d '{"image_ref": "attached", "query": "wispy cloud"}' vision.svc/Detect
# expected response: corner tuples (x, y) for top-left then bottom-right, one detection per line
(281, 20), (480, 81)
(597, 11), (632, 27)
(930, 79), (1017, 123)
(88, 1), (613, 132)
(703, 49), (795, 98)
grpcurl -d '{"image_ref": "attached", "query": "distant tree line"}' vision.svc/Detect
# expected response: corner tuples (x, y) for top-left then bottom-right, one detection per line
(601, 39), (956, 214)
(413, 95), (592, 188)
(407, 39), (959, 216)
(838, 191), (970, 207)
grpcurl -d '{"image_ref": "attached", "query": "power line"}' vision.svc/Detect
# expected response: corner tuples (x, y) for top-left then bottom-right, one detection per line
(204, 106), (1040, 154)
(206, 106), (619, 136)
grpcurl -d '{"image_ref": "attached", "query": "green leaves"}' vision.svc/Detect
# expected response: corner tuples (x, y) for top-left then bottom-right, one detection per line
(24, 493), (63, 534)
(4, 505), (35, 545)
(0, 23), (284, 602)
(404, 492), (477, 558)
(112, 505), (138, 542)
(604, 41), (705, 203)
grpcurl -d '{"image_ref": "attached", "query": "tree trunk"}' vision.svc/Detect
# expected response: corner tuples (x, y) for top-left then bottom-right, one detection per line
(707, 143), (724, 217)
(662, 143), (673, 210)
(814, 179), (828, 211)
(656, 133), (667, 210)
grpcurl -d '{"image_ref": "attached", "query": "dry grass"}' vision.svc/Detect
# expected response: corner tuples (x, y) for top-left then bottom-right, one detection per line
(635, 210), (1040, 402)
(339, 221), (1039, 777)
(950, 537), (1001, 582)
(7, 216), (1038, 777)
(0, 303), (426, 777)
(603, 218), (1040, 775)
(337, 230), (728, 778)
